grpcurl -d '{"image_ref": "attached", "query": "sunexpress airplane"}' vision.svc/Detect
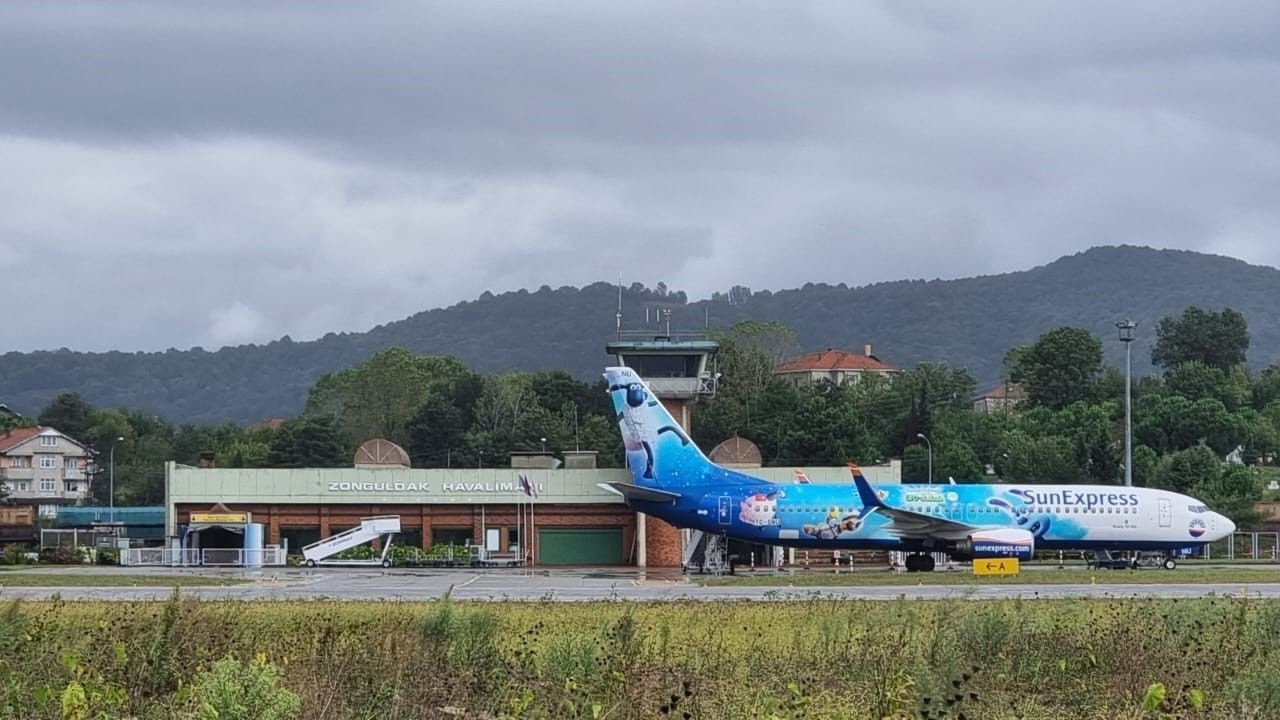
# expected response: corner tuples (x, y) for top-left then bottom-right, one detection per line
(600, 366), (1236, 572)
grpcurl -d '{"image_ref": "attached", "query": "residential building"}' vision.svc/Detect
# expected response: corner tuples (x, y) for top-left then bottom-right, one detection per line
(0, 427), (93, 513)
(972, 383), (1026, 414)
(773, 345), (899, 387)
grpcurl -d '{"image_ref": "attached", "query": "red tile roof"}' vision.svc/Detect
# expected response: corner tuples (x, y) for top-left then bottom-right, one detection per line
(774, 348), (897, 374)
(0, 426), (45, 453)
(975, 383), (1026, 400)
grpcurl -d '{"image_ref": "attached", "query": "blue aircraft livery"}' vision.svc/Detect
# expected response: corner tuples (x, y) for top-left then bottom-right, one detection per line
(600, 367), (1235, 571)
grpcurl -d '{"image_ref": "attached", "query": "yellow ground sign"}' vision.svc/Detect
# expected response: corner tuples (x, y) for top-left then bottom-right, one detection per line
(973, 558), (1020, 576)
(190, 512), (248, 524)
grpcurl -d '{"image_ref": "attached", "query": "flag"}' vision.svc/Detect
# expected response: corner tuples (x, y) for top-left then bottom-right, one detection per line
(518, 473), (538, 498)
(792, 468), (810, 484)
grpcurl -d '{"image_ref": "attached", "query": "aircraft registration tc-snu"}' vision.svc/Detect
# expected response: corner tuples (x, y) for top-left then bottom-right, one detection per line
(600, 367), (1235, 572)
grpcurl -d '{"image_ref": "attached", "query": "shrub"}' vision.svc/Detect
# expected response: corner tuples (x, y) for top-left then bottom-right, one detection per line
(38, 546), (84, 565)
(186, 656), (300, 720)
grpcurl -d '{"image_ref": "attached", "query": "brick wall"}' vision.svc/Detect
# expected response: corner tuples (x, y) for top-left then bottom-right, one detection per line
(175, 503), (637, 565)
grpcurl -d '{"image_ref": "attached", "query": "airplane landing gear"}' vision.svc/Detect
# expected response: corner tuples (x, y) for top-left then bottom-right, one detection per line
(1163, 556), (1177, 570)
(905, 553), (936, 572)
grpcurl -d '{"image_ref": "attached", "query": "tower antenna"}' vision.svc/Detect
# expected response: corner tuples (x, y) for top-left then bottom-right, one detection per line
(615, 275), (623, 339)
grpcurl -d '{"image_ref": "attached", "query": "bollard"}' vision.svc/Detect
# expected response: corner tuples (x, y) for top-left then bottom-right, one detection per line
(750, 552), (755, 571)
(804, 550), (810, 569)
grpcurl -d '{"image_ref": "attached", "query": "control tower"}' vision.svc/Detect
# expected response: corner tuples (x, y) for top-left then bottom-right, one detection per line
(607, 330), (718, 567)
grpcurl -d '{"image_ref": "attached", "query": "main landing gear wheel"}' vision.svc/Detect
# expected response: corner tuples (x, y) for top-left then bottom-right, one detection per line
(1163, 557), (1177, 570)
(905, 554), (935, 572)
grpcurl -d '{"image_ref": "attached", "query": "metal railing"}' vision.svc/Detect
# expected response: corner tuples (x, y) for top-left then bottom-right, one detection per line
(1200, 532), (1280, 560)
(120, 547), (285, 567)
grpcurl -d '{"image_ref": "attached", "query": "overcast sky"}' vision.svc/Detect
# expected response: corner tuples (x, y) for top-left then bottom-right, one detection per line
(2, 2), (1278, 352)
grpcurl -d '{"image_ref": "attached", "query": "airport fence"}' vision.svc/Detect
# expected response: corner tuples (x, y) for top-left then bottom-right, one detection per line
(1200, 531), (1280, 560)
(120, 547), (286, 567)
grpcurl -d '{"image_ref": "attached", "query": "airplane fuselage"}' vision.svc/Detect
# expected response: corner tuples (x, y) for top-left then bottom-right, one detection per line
(636, 480), (1232, 554)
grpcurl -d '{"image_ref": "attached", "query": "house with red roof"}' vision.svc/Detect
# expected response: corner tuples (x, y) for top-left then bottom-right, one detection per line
(0, 426), (93, 509)
(773, 344), (899, 387)
(972, 383), (1026, 414)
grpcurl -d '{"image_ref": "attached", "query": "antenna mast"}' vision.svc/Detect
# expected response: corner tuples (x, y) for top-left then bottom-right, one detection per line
(615, 275), (623, 339)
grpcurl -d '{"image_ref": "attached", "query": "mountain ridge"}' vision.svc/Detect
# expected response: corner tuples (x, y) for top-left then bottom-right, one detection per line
(4, 245), (1279, 424)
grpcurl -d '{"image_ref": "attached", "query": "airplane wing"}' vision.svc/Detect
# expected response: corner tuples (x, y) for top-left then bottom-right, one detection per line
(853, 476), (975, 540)
(597, 482), (682, 504)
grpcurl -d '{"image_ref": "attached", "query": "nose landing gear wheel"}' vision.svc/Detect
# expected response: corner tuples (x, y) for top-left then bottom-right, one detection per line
(1163, 557), (1177, 570)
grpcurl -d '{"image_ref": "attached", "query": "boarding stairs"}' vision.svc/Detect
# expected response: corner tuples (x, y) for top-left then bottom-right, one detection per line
(302, 515), (400, 567)
(682, 530), (729, 574)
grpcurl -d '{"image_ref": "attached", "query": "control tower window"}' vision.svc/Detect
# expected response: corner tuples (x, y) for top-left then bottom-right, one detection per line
(627, 355), (700, 378)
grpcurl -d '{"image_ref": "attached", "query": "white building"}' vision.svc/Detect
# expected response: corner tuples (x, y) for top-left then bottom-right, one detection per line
(0, 427), (93, 513)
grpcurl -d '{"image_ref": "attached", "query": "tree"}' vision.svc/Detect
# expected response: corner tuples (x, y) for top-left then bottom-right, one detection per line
(1191, 465), (1262, 528)
(1165, 362), (1230, 405)
(1017, 327), (1104, 410)
(1154, 446), (1220, 495)
(405, 397), (469, 467)
(994, 430), (1081, 484)
(1152, 306), (1249, 372)
(37, 392), (94, 443)
(266, 417), (349, 468)
(305, 348), (474, 447)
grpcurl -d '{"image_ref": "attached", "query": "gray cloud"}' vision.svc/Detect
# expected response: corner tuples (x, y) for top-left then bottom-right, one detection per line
(2, 1), (1278, 351)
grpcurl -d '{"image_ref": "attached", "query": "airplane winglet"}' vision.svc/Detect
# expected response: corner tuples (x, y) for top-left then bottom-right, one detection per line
(853, 475), (884, 509)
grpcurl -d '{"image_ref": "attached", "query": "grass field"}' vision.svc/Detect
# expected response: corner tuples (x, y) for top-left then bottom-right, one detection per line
(2, 595), (1280, 719)
(700, 566), (1280, 587)
(0, 572), (246, 587)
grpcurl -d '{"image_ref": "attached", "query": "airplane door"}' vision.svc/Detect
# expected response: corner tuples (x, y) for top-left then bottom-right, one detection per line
(717, 496), (732, 525)
(1158, 498), (1172, 527)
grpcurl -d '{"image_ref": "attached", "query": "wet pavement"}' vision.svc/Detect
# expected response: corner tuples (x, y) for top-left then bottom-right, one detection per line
(4, 565), (1280, 601)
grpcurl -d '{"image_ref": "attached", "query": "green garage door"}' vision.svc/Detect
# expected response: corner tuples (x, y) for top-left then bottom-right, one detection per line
(538, 528), (624, 565)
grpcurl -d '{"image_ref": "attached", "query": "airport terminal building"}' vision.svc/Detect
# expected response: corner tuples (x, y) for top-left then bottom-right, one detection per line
(164, 458), (901, 567)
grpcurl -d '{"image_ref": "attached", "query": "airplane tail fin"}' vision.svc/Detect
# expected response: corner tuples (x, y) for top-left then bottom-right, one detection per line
(604, 366), (714, 488)
(847, 462), (866, 482)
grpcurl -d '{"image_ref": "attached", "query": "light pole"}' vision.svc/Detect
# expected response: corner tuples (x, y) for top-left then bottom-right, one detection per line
(916, 433), (933, 485)
(108, 436), (124, 523)
(1117, 319), (1137, 487)
(540, 437), (547, 454)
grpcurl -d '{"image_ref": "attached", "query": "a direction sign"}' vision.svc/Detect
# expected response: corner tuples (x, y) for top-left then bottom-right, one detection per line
(972, 558), (1020, 576)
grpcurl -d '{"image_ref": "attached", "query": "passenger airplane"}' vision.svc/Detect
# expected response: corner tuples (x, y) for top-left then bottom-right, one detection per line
(600, 366), (1235, 571)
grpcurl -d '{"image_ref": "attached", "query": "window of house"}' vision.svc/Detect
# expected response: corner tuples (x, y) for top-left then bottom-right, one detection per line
(40, 479), (56, 492)
(39, 456), (58, 469)
(40, 435), (57, 447)
(14, 481), (29, 492)
(8, 457), (29, 468)
(64, 481), (77, 493)
(64, 457), (78, 470)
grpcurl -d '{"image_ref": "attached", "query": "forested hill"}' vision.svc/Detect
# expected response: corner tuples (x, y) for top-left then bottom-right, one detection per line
(4, 245), (1280, 424)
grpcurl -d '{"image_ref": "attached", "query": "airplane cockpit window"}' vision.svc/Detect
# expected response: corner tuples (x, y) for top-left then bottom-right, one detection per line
(1188, 505), (1208, 513)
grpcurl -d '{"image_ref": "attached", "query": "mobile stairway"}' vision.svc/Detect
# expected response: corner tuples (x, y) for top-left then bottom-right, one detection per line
(302, 515), (400, 568)
(682, 530), (729, 574)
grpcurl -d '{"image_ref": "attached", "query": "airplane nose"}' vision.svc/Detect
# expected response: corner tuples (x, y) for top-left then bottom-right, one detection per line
(1219, 514), (1236, 537)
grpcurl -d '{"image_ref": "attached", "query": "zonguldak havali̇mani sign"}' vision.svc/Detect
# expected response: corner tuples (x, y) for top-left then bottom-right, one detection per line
(326, 479), (545, 494)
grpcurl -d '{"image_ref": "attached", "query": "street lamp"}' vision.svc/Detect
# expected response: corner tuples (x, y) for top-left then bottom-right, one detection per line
(478, 450), (484, 469)
(916, 433), (933, 485)
(108, 436), (124, 523)
(540, 437), (547, 454)
(1116, 319), (1138, 487)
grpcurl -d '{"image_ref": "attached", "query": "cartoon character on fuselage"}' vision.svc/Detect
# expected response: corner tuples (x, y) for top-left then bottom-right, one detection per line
(599, 367), (1236, 571)
(803, 506), (864, 540)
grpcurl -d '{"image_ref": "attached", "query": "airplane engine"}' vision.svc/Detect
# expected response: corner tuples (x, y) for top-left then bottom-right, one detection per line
(954, 528), (1035, 561)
